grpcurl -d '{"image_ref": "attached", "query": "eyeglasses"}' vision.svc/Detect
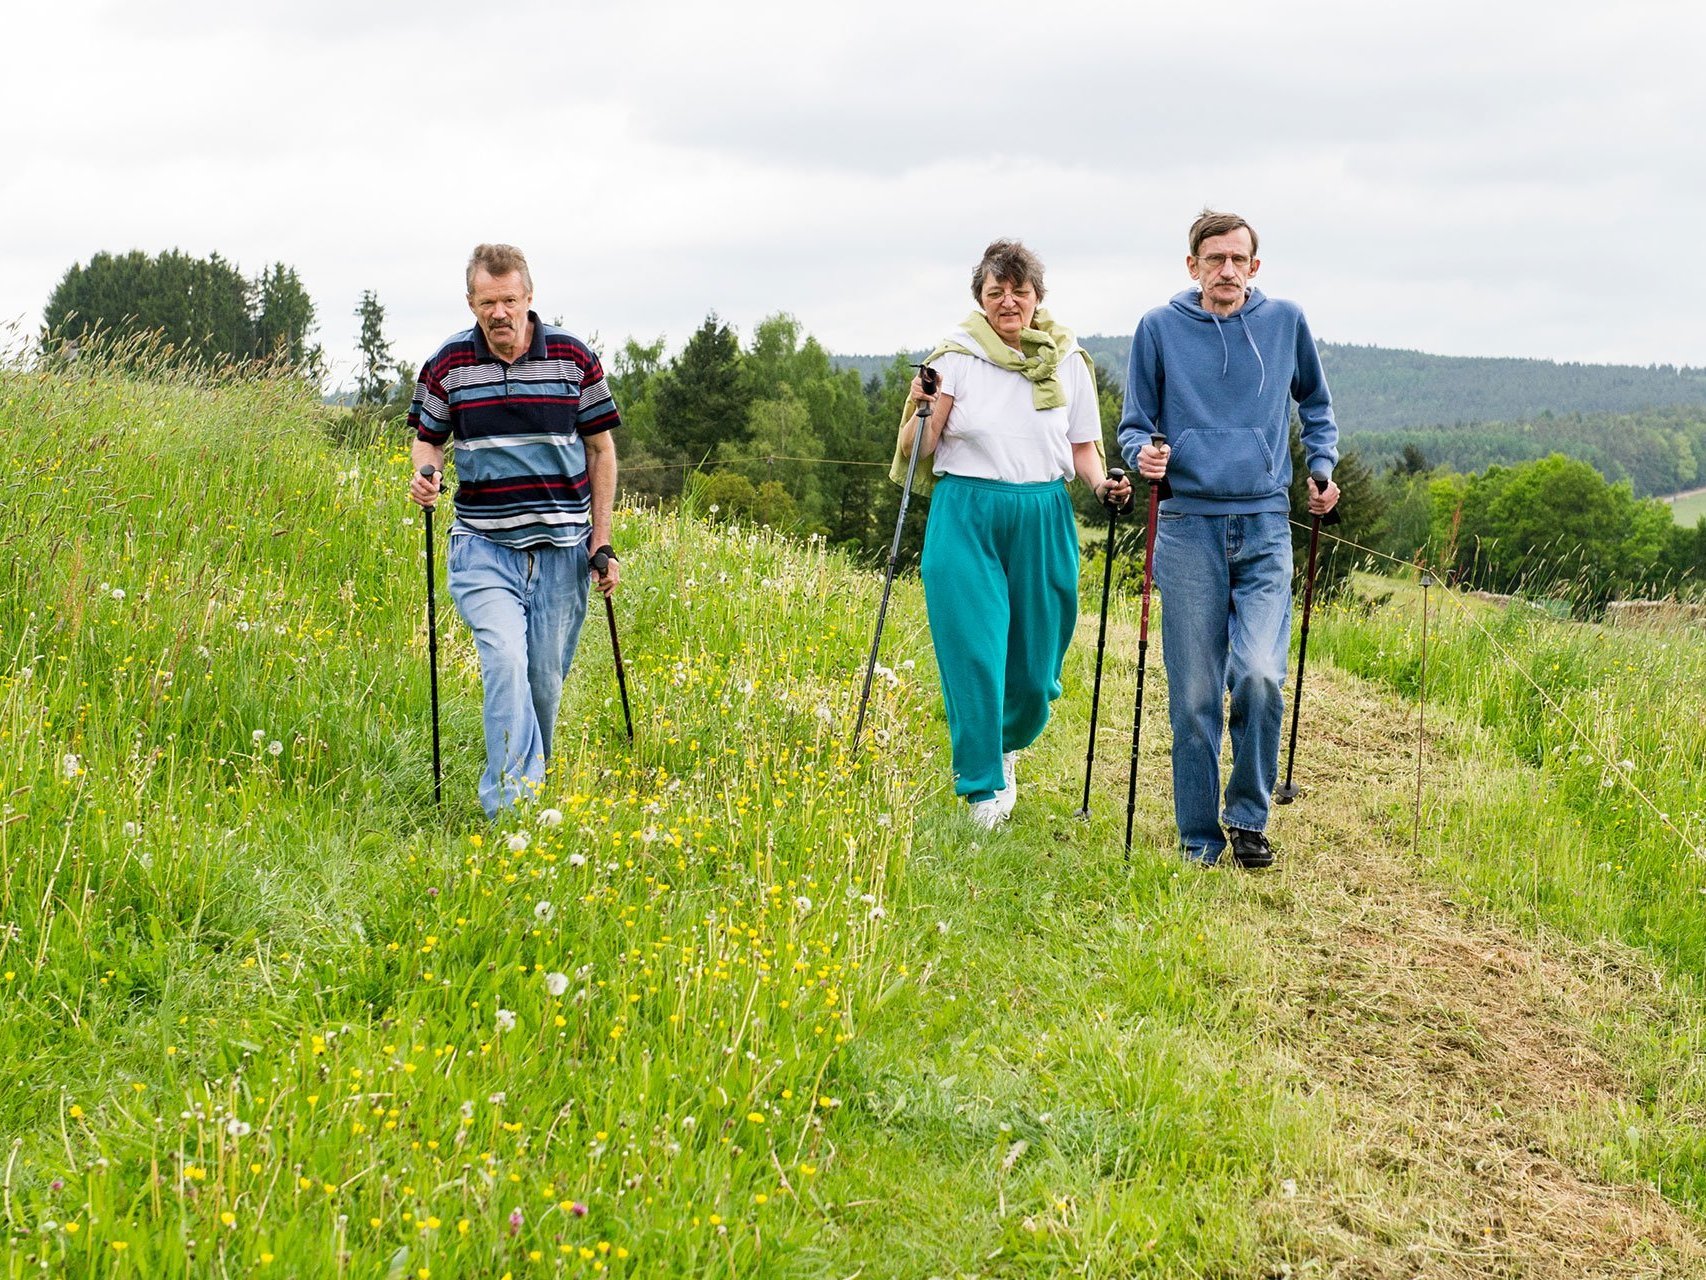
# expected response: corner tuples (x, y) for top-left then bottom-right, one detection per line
(1195, 253), (1251, 271)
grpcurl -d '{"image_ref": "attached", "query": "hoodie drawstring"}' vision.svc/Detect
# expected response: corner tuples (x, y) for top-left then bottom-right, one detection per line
(1238, 315), (1266, 399)
(1210, 314), (1230, 377)
(1208, 312), (1266, 398)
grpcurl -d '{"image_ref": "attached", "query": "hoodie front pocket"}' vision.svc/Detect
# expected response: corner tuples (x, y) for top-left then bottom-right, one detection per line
(1173, 427), (1276, 500)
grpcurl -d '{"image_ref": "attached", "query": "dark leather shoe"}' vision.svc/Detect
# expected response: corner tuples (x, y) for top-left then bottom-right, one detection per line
(1228, 827), (1275, 870)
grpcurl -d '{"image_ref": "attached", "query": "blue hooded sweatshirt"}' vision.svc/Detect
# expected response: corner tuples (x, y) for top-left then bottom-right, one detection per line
(1117, 287), (1338, 515)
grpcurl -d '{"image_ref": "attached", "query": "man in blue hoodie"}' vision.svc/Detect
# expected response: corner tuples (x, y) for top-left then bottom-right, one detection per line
(1118, 209), (1339, 869)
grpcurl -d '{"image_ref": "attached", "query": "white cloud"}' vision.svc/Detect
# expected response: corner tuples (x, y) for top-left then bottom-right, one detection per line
(2, 0), (1701, 384)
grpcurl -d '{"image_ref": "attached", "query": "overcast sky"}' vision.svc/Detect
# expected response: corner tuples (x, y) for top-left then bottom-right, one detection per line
(4, 0), (1701, 391)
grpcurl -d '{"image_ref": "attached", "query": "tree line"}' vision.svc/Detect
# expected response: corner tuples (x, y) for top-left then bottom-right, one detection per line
(39, 254), (1706, 612)
(44, 249), (323, 378)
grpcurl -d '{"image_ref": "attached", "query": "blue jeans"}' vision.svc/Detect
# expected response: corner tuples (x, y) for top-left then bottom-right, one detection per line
(1153, 511), (1292, 859)
(447, 530), (590, 817)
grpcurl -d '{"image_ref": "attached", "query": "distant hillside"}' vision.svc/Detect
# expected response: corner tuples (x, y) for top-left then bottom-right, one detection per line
(832, 341), (1706, 433)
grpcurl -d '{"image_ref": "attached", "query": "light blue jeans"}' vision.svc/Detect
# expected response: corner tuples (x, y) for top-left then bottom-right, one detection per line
(447, 529), (590, 817)
(1153, 511), (1292, 860)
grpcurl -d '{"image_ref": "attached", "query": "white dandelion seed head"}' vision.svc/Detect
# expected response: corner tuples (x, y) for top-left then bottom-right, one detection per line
(122, 821), (141, 839)
(567, 852), (588, 868)
(937, 920), (950, 934)
(544, 972), (569, 997)
(225, 1118), (251, 1138)
(267, 740), (283, 757)
(533, 900), (556, 924)
(794, 896), (812, 913)
(252, 729), (266, 743)
(868, 905), (886, 920)
(110, 588), (125, 601)
(538, 808), (563, 828)
(506, 832), (529, 853)
(494, 1009), (516, 1033)
(62, 753), (82, 779)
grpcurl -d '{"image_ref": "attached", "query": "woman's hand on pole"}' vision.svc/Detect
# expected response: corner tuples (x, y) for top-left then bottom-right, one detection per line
(1096, 471), (1134, 510)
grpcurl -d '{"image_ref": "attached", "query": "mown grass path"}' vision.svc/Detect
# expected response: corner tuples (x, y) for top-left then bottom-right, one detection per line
(810, 610), (1706, 1278)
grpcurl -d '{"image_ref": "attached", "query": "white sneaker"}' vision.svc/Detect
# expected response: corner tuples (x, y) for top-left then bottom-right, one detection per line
(996, 752), (1019, 817)
(968, 796), (1008, 830)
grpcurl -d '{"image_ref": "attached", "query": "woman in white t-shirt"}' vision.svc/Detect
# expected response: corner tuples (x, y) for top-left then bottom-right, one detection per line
(897, 240), (1131, 828)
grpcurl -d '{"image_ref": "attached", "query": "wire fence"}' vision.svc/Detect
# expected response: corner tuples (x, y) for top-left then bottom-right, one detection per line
(606, 447), (1701, 863)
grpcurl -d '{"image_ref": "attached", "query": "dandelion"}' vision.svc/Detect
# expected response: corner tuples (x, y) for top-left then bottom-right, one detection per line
(226, 1117), (252, 1138)
(539, 808), (564, 827)
(62, 754), (82, 779)
(794, 896), (812, 913)
(534, 900), (556, 924)
(937, 920), (950, 934)
(568, 852), (588, 868)
(110, 587), (125, 601)
(495, 1009), (516, 1033)
(253, 729), (266, 743)
(122, 821), (141, 839)
(507, 832), (530, 853)
(544, 972), (569, 997)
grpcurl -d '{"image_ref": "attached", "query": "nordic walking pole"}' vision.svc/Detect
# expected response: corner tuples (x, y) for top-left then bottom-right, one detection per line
(419, 464), (443, 806)
(1275, 470), (1340, 804)
(590, 548), (634, 742)
(1077, 469), (1133, 820)
(1124, 433), (1169, 858)
(852, 363), (937, 755)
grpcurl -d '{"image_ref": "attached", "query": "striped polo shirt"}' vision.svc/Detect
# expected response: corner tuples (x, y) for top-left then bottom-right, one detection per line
(409, 312), (620, 548)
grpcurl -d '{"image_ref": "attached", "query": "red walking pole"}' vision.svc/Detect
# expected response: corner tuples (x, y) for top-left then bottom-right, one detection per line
(1124, 433), (1168, 859)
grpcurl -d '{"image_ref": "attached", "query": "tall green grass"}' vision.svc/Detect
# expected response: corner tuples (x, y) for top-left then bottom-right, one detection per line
(3, 360), (1702, 1275)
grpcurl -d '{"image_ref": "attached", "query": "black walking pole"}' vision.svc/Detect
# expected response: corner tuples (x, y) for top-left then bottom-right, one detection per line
(1275, 471), (1339, 805)
(1124, 433), (1169, 858)
(590, 548), (634, 742)
(1077, 469), (1132, 819)
(852, 363), (938, 754)
(419, 464), (443, 806)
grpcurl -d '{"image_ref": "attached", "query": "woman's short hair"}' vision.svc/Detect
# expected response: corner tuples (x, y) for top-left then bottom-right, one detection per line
(1188, 209), (1259, 258)
(466, 243), (533, 295)
(971, 239), (1046, 303)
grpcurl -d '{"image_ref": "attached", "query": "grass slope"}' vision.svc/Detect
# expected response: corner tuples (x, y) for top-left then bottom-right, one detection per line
(2, 368), (1703, 1277)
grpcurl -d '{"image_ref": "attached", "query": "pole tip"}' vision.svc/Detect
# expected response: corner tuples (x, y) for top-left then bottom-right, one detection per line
(1273, 783), (1301, 805)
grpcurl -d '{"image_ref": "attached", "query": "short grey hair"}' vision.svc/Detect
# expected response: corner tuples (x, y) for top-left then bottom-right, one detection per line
(466, 243), (533, 295)
(970, 239), (1046, 303)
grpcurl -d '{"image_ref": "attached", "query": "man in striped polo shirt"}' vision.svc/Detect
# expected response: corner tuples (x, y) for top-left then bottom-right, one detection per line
(407, 243), (621, 817)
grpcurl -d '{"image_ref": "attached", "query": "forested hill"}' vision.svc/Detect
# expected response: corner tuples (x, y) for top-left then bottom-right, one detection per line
(831, 340), (1706, 433)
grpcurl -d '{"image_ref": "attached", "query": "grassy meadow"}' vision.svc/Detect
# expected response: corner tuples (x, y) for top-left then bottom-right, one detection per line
(1667, 488), (1706, 527)
(3, 365), (1705, 1277)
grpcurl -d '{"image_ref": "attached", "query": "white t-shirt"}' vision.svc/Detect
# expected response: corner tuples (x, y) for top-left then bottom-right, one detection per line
(931, 347), (1101, 483)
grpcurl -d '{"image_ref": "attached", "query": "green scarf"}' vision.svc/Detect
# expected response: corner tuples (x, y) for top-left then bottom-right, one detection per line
(888, 307), (1102, 491)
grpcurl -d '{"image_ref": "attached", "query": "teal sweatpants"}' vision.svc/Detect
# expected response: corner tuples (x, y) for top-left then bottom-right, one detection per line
(919, 475), (1080, 801)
